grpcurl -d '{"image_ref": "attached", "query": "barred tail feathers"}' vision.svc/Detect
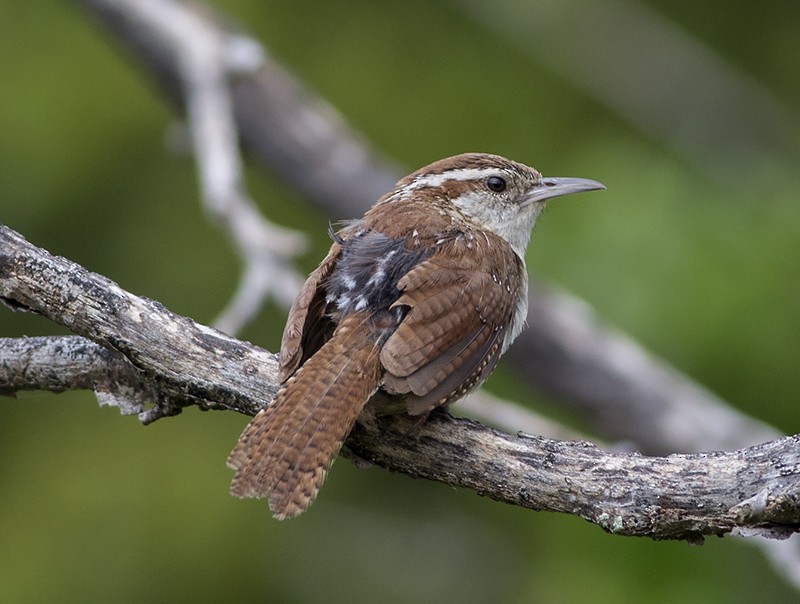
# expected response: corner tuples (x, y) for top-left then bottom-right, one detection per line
(227, 316), (382, 519)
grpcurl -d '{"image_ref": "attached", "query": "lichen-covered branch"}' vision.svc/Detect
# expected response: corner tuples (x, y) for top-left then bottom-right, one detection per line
(0, 335), (150, 416)
(0, 225), (278, 423)
(2, 223), (799, 542)
(347, 412), (800, 543)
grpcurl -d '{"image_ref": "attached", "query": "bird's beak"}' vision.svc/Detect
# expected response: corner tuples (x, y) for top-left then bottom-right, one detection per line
(526, 177), (605, 204)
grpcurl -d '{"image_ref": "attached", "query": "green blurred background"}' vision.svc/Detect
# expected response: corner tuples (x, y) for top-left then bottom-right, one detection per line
(2, 1), (799, 602)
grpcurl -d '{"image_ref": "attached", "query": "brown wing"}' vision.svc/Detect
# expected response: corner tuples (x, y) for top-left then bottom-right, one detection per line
(279, 243), (341, 382)
(379, 240), (520, 415)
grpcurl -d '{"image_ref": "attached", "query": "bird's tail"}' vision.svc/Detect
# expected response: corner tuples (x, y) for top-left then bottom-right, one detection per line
(227, 315), (382, 519)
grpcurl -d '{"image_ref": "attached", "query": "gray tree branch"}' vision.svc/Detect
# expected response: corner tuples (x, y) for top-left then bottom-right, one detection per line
(0, 335), (149, 416)
(0, 225), (278, 424)
(2, 223), (799, 543)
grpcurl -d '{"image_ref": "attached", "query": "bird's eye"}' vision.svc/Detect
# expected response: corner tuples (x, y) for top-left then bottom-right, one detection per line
(486, 176), (506, 192)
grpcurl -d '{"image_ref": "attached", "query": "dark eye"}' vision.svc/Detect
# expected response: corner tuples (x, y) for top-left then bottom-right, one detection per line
(486, 176), (506, 192)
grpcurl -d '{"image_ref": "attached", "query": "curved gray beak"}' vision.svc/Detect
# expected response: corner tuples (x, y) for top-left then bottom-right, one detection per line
(526, 177), (605, 204)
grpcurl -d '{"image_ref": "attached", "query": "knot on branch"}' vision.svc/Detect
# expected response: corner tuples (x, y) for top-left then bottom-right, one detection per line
(731, 486), (800, 529)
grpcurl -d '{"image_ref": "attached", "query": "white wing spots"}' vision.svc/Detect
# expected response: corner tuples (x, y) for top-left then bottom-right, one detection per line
(336, 294), (352, 309)
(367, 249), (396, 286)
(354, 295), (369, 311)
(327, 232), (429, 316)
(367, 269), (386, 286)
(454, 231), (477, 250)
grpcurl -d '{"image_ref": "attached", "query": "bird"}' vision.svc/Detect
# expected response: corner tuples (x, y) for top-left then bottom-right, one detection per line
(227, 152), (604, 519)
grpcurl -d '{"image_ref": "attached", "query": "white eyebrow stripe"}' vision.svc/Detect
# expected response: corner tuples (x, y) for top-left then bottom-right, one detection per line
(409, 167), (500, 189)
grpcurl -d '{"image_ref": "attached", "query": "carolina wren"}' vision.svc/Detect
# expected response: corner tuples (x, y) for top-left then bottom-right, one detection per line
(227, 153), (604, 519)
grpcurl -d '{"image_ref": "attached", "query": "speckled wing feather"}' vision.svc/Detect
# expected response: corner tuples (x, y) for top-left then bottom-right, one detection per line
(380, 237), (519, 414)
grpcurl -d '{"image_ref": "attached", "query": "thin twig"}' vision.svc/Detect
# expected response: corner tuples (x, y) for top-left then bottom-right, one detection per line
(104, 0), (306, 335)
